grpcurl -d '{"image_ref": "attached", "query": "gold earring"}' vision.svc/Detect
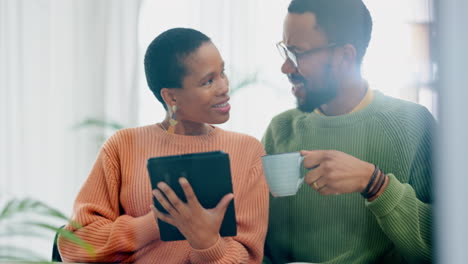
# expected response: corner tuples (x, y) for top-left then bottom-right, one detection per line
(168, 105), (178, 134)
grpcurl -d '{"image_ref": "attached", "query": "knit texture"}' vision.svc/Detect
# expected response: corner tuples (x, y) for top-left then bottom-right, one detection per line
(262, 91), (434, 264)
(58, 125), (269, 263)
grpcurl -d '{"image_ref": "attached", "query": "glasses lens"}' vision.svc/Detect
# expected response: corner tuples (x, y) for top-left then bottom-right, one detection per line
(287, 50), (297, 67)
(277, 42), (298, 67)
(276, 43), (287, 60)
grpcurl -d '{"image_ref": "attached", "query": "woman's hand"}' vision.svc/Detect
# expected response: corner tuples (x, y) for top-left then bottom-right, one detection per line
(151, 177), (234, 250)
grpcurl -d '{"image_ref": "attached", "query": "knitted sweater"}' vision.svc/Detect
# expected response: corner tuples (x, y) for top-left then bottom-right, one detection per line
(262, 91), (434, 264)
(58, 125), (269, 263)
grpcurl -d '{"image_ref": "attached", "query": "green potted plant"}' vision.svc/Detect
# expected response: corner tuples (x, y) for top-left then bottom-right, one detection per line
(0, 197), (94, 262)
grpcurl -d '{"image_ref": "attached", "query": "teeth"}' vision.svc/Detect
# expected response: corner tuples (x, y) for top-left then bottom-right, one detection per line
(214, 102), (228, 108)
(294, 83), (304, 88)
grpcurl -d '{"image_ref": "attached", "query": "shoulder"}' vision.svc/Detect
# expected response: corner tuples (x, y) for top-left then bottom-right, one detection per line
(374, 92), (433, 117)
(370, 92), (436, 151)
(217, 128), (265, 162)
(269, 108), (303, 127)
(264, 108), (303, 137)
(264, 108), (302, 138)
(217, 128), (264, 148)
(102, 125), (155, 153)
(261, 109), (303, 154)
(372, 92), (436, 131)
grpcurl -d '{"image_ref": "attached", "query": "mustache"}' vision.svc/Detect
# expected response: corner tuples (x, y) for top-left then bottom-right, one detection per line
(288, 73), (306, 84)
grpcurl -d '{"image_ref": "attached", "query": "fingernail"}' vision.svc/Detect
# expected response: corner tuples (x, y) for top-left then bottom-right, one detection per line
(179, 177), (188, 184)
(157, 182), (165, 190)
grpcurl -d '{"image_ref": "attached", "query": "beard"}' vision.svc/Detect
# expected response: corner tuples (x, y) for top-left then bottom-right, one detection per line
(294, 64), (337, 113)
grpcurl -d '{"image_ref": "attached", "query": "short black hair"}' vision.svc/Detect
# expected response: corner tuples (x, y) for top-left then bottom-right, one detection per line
(288, 0), (372, 64)
(144, 28), (211, 109)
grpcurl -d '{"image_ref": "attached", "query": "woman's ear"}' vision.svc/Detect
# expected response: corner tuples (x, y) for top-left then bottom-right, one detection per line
(160, 88), (177, 107)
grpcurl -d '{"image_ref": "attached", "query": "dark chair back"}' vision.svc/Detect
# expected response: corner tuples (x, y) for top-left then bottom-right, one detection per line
(51, 226), (63, 262)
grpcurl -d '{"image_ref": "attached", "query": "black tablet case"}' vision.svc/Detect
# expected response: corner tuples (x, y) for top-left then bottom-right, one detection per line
(147, 151), (237, 241)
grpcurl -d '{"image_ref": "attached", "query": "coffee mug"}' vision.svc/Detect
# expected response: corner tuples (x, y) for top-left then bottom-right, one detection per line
(261, 152), (305, 197)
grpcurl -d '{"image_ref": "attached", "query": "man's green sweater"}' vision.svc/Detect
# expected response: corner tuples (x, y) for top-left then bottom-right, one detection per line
(262, 91), (434, 264)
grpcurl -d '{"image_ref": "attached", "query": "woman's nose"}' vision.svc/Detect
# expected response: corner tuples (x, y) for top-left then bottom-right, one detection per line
(218, 76), (229, 95)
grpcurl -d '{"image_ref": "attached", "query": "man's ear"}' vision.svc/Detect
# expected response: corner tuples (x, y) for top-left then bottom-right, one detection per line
(160, 88), (177, 107)
(340, 44), (357, 68)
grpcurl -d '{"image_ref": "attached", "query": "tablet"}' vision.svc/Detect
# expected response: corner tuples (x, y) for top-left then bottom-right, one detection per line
(147, 151), (237, 241)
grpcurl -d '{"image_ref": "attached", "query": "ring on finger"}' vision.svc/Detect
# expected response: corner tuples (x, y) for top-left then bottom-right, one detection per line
(313, 181), (319, 189)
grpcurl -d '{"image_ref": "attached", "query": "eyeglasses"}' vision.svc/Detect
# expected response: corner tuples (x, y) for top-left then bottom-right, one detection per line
(276, 41), (337, 68)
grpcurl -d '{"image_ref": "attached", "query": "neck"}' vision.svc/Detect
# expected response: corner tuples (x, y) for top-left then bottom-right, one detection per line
(319, 75), (368, 116)
(161, 115), (212, 135)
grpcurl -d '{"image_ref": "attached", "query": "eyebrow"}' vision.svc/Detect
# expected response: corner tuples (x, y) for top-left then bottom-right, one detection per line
(281, 40), (301, 52)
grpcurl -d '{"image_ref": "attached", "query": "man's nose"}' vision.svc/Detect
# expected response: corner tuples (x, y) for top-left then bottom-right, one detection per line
(281, 58), (297, 75)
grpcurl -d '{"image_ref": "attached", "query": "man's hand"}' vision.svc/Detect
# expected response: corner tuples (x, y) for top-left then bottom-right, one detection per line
(300, 150), (375, 195)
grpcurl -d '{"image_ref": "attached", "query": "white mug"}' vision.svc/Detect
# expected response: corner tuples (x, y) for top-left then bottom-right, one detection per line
(261, 152), (305, 197)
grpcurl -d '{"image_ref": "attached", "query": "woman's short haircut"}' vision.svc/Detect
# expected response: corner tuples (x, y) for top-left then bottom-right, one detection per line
(144, 28), (211, 109)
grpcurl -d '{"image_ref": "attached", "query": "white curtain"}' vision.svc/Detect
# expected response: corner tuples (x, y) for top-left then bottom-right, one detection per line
(0, 0), (141, 257)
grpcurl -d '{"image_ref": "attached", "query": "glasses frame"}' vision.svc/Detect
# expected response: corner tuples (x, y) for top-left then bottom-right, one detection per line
(276, 41), (337, 68)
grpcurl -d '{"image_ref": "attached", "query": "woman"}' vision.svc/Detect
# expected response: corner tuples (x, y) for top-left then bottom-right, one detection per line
(58, 28), (269, 263)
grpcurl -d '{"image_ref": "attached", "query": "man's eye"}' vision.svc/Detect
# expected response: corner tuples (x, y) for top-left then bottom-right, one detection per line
(294, 51), (305, 57)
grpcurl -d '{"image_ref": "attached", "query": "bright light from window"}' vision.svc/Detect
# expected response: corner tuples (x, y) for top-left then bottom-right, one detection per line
(137, 0), (435, 139)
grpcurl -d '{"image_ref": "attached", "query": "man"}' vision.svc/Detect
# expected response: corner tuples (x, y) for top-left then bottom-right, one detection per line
(262, 0), (434, 263)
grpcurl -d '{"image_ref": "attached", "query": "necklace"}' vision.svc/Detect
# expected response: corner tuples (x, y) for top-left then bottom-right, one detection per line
(158, 122), (168, 132)
(157, 122), (213, 135)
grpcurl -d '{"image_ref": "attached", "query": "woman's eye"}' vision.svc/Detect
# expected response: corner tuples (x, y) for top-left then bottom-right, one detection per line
(202, 79), (214, 86)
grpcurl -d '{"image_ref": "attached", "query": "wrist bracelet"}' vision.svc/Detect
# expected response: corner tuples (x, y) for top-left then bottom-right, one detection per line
(368, 171), (387, 200)
(367, 170), (385, 199)
(361, 165), (379, 199)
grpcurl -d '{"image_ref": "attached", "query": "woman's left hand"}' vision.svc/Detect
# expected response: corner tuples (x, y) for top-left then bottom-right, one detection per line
(151, 177), (234, 250)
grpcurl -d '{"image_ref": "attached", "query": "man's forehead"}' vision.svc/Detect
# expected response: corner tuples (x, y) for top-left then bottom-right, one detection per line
(283, 12), (326, 49)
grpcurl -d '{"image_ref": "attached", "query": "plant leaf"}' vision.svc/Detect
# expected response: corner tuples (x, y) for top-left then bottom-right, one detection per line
(0, 198), (69, 221)
(22, 222), (95, 256)
(0, 199), (18, 220)
(0, 246), (47, 262)
(0, 225), (49, 238)
(0, 197), (94, 259)
(57, 228), (96, 257)
(73, 118), (125, 130)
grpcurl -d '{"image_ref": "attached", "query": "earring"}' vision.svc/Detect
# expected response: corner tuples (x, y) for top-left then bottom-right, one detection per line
(168, 105), (178, 134)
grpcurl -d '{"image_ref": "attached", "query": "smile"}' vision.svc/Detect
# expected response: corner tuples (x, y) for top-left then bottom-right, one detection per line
(212, 101), (231, 114)
(292, 82), (305, 95)
(213, 102), (229, 108)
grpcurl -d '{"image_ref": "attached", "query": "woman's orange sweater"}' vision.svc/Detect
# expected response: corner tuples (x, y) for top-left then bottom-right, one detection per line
(58, 125), (269, 263)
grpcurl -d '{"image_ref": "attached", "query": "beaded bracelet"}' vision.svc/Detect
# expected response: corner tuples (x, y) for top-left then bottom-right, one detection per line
(361, 165), (379, 199)
(367, 170), (386, 199)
